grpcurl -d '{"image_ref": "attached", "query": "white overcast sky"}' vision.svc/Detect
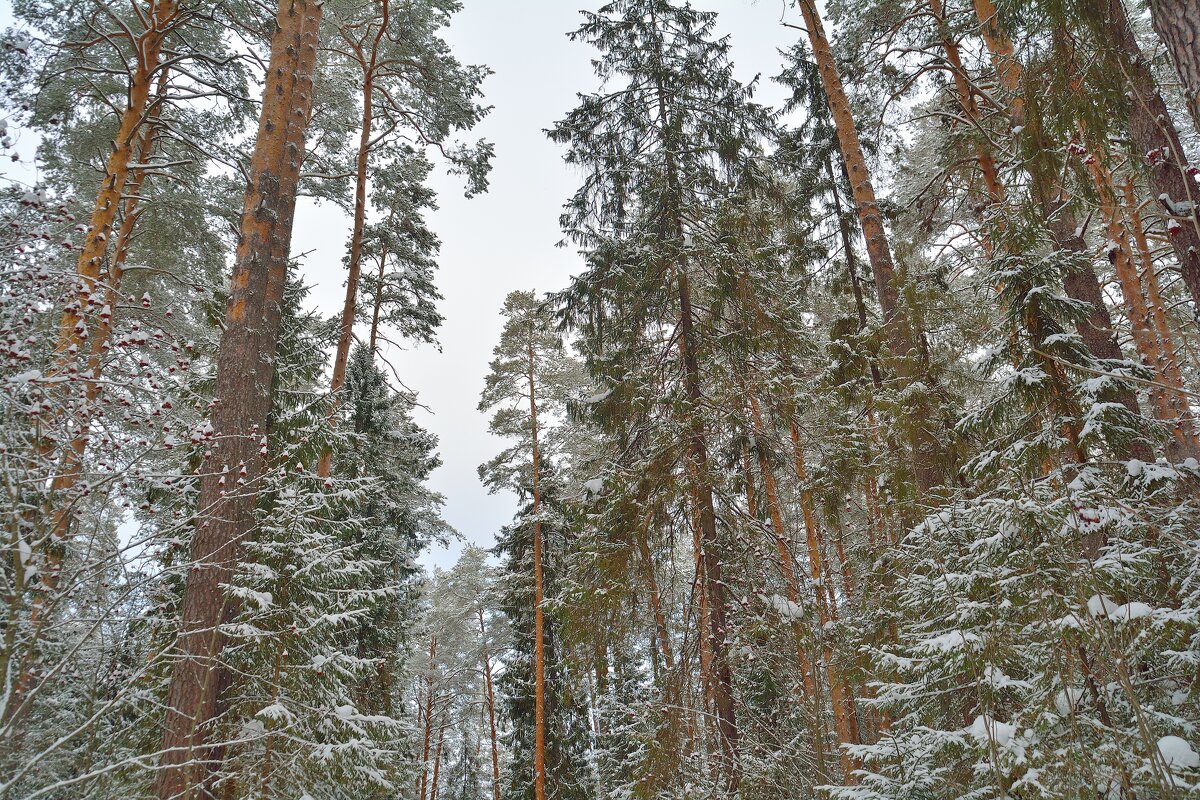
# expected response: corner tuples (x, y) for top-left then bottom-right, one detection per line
(295, 0), (805, 569)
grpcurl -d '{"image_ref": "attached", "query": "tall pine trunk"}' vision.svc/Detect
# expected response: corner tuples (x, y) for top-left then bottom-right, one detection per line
(1080, 144), (1199, 459)
(971, 0), (1121, 365)
(527, 334), (547, 800)
(318, 16), (384, 478)
(478, 608), (502, 800)
(789, 423), (862, 780)
(794, 0), (946, 494)
(746, 394), (827, 775)
(1122, 181), (1199, 453)
(155, 2), (323, 796)
(418, 635), (438, 800)
(3, 67), (172, 746)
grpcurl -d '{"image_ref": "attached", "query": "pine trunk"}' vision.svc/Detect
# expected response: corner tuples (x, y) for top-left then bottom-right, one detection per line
(790, 426), (861, 780)
(318, 64), (375, 479)
(748, 396), (815, 697)
(155, 2), (323, 796)
(1082, 146), (1198, 458)
(795, 0), (945, 493)
(369, 247), (388, 353)
(528, 336), (547, 800)
(1122, 182), (1200, 455)
(419, 635), (438, 800)
(748, 396), (827, 777)
(52, 0), (177, 376)
(4, 67), (170, 741)
(928, 0), (1005, 203)
(971, 0), (1153, 460)
(636, 528), (675, 672)
(430, 718), (446, 800)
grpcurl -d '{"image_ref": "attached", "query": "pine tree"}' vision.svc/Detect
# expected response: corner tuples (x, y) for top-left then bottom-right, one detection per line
(156, 1), (325, 794)
(316, 0), (491, 478)
(479, 291), (587, 800)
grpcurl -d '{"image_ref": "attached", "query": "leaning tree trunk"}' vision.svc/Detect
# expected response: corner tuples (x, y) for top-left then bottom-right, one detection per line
(1144, 0), (1200, 135)
(794, 0), (946, 494)
(155, 2), (323, 797)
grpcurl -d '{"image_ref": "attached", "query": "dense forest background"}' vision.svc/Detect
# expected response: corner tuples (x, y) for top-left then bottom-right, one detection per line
(2, 0), (1200, 798)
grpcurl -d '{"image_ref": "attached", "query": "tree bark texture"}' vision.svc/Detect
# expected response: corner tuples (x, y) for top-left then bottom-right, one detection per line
(155, 2), (323, 796)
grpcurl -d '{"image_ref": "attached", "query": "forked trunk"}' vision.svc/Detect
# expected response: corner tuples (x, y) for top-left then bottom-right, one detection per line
(52, 0), (178, 376)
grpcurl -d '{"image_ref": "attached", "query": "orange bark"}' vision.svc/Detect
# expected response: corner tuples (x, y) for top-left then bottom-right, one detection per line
(1121, 182), (1200, 458)
(317, 3), (390, 479)
(430, 717), (446, 800)
(748, 396), (816, 697)
(155, 2), (324, 796)
(636, 525), (675, 673)
(52, 0), (178, 374)
(1081, 149), (1184, 440)
(928, 0), (1005, 205)
(794, 0), (944, 493)
(967, 0), (1148, 464)
(5, 67), (171, 737)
